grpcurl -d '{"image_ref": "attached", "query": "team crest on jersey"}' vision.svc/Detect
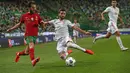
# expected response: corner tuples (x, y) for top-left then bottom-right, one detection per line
(31, 18), (34, 21)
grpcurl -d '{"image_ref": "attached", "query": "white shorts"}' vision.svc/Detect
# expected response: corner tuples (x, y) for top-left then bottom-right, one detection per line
(73, 30), (79, 37)
(56, 36), (73, 53)
(107, 21), (118, 34)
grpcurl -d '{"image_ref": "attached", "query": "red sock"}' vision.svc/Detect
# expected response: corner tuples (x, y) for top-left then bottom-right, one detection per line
(19, 50), (26, 55)
(29, 48), (35, 61)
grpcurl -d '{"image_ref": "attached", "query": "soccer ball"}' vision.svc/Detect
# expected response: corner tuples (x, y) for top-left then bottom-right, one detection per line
(65, 57), (76, 66)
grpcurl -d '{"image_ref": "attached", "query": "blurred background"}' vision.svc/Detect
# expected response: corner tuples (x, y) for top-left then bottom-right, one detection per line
(0, 0), (130, 33)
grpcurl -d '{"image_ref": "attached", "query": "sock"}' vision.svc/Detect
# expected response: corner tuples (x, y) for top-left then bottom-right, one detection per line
(73, 37), (76, 43)
(19, 50), (29, 56)
(19, 50), (25, 55)
(67, 42), (86, 52)
(116, 36), (124, 49)
(29, 48), (35, 61)
(95, 35), (106, 40)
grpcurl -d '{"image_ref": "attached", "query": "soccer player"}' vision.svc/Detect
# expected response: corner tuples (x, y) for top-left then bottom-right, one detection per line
(43, 8), (94, 60)
(7, 1), (43, 66)
(93, 0), (128, 51)
(73, 19), (80, 43)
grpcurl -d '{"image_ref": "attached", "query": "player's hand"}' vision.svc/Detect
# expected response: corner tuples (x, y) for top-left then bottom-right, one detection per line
(85, 32), (92, 35)
(101, 17), (105, 21)
(7, 28), (12, 32)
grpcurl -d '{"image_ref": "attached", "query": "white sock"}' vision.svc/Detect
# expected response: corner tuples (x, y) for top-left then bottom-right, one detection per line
(66, 42), (86, 52)
(74, 37), (77, 43)
(95, 35), (106, 40)
(116, 36), (124, 49)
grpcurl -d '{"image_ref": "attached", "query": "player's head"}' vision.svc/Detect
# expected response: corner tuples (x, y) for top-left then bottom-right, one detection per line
(74, 19), (78, 23)
(111, 0), (117, 7)
(58, 8), (66, 20)
(28, 1), (37, 13)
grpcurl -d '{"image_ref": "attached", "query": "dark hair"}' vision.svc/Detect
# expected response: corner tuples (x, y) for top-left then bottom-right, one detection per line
(58, 8), (66, 13)
(28, 1), (36, 8)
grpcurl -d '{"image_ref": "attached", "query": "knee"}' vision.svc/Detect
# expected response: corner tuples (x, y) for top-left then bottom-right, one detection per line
(29, 42), (34, 48)
(115, 31), (120, 36)
(66, 42), (73, 47)
(59, 52), (66, 60)
(60, 55), (66, 60)
(106, 36), (110, 38)
(116, 33), (120, 36)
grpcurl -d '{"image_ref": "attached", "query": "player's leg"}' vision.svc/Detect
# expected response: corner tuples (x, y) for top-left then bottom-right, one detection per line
(73, 36), (77, 43)
(66, 41), (94, 55)
(93, 30), (112, 43)
(115, 31), (128, 51)
(73, 31), (77, 43)
(15, 45), (29, 62)
(26, 36), (40, 66)
(57, 38), (72, 60)
(93, 32), (111, 42)
(58, 49), (69, 60)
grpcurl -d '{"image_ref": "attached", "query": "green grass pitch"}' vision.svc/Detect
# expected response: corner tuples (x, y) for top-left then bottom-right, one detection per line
(0, 35), (130, 73)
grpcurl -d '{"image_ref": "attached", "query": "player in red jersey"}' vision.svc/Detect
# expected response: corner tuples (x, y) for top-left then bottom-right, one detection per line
(7, 1), (43, 66)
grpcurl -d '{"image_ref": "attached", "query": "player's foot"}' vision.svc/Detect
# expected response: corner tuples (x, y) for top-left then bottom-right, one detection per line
(85, 49), (94, 55)
(93, 37), (97, 44)
(15, 52), (20, 62)
(67, 50), (73, 55)
(121, 47), (128, 51)
(32, 57), (40, 67)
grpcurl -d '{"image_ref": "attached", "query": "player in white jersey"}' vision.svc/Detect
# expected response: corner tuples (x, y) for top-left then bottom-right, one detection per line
(73, 19), (80, 43)
(43, 8), (94, 60)
(93, 0), (128, 51)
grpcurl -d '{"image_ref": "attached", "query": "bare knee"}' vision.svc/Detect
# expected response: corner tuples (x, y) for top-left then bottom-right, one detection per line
(106, 35), (110, 38)
(29, 42), (34, 48)
(115, 31), (120, 36)
(105, 32), (111, 38)
(59, 52), (66, 60)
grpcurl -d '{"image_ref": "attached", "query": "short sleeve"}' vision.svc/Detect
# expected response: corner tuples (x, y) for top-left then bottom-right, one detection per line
(104, 7), (110, 12)
(67, 20), (74, 27)
(20, 15), (24, 23)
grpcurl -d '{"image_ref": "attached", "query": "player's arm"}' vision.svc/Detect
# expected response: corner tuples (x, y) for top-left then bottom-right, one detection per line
(118, 14), (124, 25)
(40, 21), (49, 29)
(41, 20), (54, 29)
(72, 26), (91, 35)
(101, 7), (109, 20)
(7, 14), (24, 32)
(7, 22), (22, 32)
(101, 11), (108, 20)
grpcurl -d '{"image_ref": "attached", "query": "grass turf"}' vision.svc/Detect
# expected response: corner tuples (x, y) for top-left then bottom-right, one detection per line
(0, 35), (130, 73)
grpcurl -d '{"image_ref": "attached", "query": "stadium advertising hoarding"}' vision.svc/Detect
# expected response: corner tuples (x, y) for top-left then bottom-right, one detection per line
(0, 38), (8, 48)
(0, 30), (130, 48)
(0, 32), (55, 48)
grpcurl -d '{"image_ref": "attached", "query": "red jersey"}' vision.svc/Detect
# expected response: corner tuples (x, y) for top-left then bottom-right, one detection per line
(20, 12), (43, 36)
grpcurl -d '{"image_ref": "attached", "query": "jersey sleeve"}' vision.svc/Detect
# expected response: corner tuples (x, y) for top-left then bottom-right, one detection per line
(20, 15), (24, 23)
(104, 7), (110, 12)
(67, 20), (75, 27)
(38, 15), (44, 24)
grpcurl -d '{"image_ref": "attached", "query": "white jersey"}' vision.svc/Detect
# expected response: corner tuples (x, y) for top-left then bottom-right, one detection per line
(73, 23), (80, 36)
(104, 6), (119, 24)
(48, 19), (74, 40)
